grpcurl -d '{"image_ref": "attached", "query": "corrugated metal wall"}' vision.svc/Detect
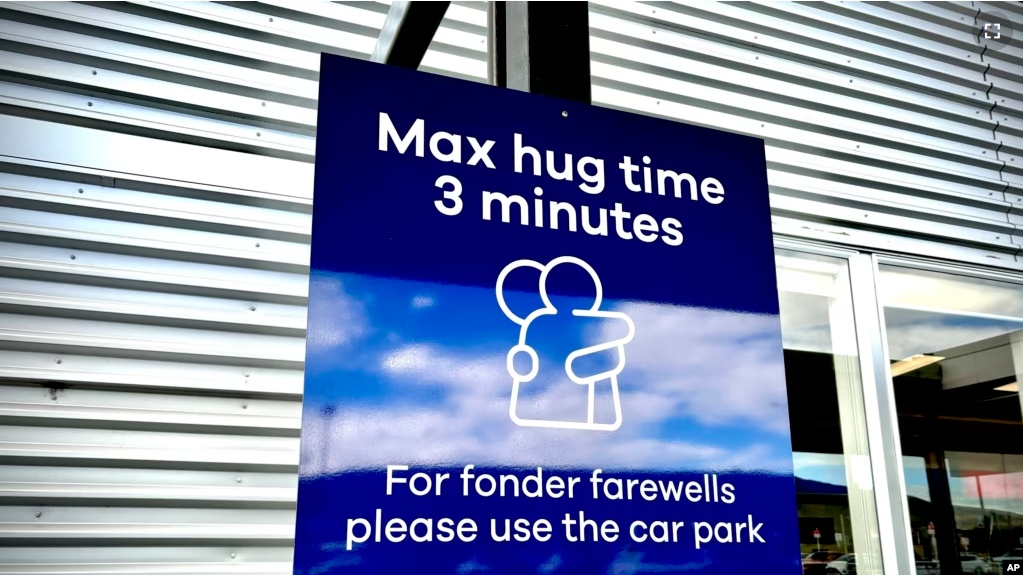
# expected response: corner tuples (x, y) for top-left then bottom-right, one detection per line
(0, 2), (1020, 573)
(592, 1), (1023, 271)
(0, 2), (484, 573)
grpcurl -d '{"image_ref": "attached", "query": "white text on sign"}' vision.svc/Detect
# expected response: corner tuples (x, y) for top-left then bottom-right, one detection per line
(378, 113), (735, 248)
(345, 465), (767, 551)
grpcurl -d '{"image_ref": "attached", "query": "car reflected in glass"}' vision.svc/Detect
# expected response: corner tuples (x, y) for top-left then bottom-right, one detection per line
(824, 553), (854, 574)
(802, 551), (843, 575)
(960, 552), (992, 574)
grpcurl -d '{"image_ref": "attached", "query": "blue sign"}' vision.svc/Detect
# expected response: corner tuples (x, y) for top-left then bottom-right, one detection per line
(295, 54), (799, 574)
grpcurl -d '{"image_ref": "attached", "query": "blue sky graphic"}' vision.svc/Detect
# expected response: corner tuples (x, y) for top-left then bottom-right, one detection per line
(300, 269), (794, 476)
(296, 268), (802, 574)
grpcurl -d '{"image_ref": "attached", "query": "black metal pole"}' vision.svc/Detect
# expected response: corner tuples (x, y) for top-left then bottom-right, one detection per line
(493, 1), (591, 103)
(371, 1), (451, 69)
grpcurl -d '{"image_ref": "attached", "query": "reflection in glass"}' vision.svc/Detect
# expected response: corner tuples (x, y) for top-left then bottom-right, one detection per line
(775, 249), (883, 575)
(880, 265), (1023, 575)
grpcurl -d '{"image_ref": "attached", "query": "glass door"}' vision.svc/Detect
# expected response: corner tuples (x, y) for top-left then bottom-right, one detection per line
(877, 263), (1023, 575)
(776, 247), (884, 575)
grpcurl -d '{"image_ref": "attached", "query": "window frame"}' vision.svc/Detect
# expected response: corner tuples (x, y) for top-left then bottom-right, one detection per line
(870, 253), (1023, 575)
(772, 239), (1023, 575)
(775, 238), (921, 575)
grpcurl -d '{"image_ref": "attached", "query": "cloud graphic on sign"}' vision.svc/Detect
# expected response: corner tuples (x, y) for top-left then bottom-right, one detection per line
(305, 272), (367, 353)
(300, 297), (792, 477)
(382, 343), (506, 391)
(597, 303), (790, 433)
(411, 295), (435, 309)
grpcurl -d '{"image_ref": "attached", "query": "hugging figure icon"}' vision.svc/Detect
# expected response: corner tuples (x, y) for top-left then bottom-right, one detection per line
(496, 256), (636, 432)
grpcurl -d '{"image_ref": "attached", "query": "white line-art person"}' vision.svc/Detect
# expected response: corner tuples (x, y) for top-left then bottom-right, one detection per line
(496, 256), (636, 432)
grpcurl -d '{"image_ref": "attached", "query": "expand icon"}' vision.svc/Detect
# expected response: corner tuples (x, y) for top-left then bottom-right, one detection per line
(496, 256), (636, 432)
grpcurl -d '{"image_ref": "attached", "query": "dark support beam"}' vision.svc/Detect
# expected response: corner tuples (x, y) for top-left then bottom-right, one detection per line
(371, 1), (450, 69)
(925, 448), (964, 575)
(492, 1), (591, 103)
(917, 383), (963, 575)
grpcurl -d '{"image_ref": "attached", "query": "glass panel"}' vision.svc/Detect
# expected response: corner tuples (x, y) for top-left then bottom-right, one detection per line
(879, 264), (1023, 575)
(776, 249), (884, 575)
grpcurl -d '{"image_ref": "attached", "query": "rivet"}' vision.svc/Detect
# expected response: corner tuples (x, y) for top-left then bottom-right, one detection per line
(652, 29), (656, 34)
(236, 477), (243, 483)
(255, 243), (260, 248)
(268, 17), (273, 22)
(256, 132), (261, 137)
(856, 145), (860, 148)
(983, 151), (987, 154)
(249, 305), (257, 311)
(55, 359), (62, 364)
(242, 404), (248, 409)
(973, 92), (977, 96)
(656, 100), (660, 105)
(91, 70), (96, 75)
(35, 512), (41, 518)
(864, 214), (868, 217)
(230, 553), (237, 559)
(756, 56), (759, 60)
(849, 79), (853, 83)
(847, 60), (851, 63)
(87, 102), (92, 107)
(761, 124), (765, 127)
(78, 188), (83, 194)
(69, 254), (76, 260)
(244, 371), (251, 377)
(561, 111), (568, 118)
(262, 101), (266, 107)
